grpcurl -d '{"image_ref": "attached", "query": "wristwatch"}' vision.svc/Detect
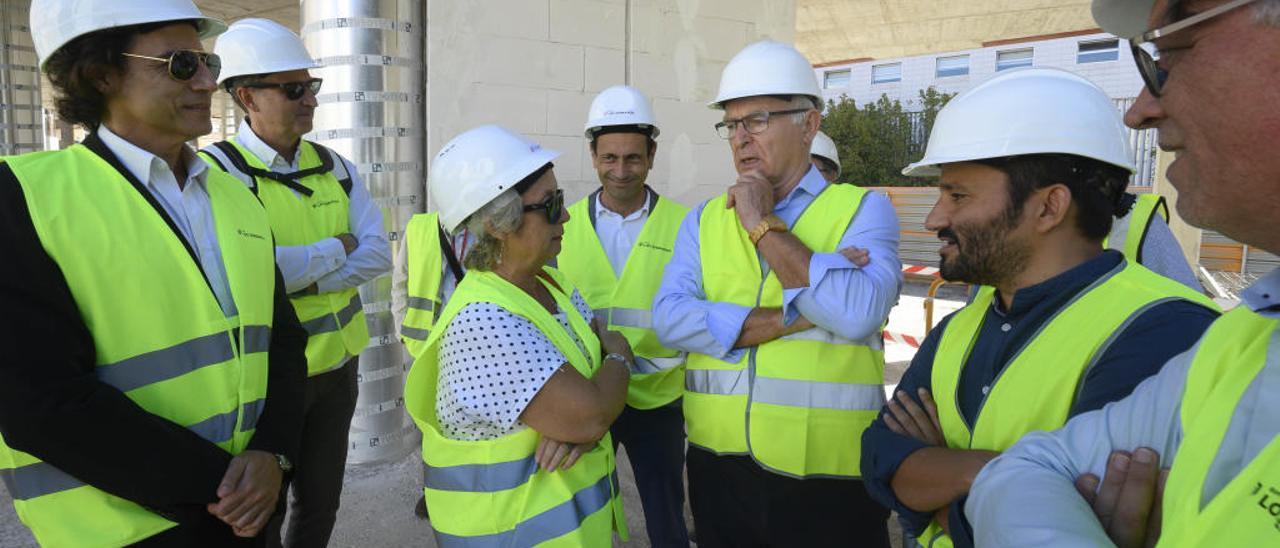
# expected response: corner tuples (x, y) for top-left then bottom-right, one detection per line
(604, 352), (634, 371)
(274, 453), (294, 474)
(749, 214), (787, 245)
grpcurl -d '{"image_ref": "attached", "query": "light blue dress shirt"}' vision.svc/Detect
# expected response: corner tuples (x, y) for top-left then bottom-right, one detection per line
(966, 266), (1280, 546)
(652, 165), (902, 362)
(98, 125), (238, 317)
(232, 120), (391, 294)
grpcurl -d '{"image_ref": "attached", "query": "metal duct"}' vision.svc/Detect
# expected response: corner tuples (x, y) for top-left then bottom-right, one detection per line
(301, 0), (425, 465)
(1, 0), (42, 155)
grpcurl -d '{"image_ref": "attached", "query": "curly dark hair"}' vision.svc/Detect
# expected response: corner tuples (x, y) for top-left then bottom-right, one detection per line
(975, 153), (1132, 241)
(42, 20), (199, 130)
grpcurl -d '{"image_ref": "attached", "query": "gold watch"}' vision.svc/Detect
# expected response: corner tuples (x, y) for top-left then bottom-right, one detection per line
(749, 214), (787, 245)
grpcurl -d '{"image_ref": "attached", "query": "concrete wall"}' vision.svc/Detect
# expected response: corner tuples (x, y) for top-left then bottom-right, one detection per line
(425, 0), (796, 207)
(815, 31), (1144, 110)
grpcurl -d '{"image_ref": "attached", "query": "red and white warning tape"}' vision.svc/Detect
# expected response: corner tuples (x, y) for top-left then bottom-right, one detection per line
(883, 330), (923, 349)
(901, 264), (940, 278)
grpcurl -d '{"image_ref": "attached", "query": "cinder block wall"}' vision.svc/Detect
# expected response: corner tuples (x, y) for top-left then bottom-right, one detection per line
(426, 0), (797, 207)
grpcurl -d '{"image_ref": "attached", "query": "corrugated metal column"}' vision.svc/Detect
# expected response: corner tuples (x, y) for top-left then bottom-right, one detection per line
(301, 0), (425, 465)
(0, 0), (42, 155)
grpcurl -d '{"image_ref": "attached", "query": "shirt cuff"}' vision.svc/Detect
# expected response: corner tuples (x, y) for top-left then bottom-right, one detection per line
(318, 237), (348, 271)
(706, 302), (751, 363)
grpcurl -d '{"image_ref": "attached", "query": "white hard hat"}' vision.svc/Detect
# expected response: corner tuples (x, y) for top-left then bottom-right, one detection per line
(1092, 0), (1157, 39)
(429, 125), (562, 233)
(710, 40), (823, 112)
(31, 0), (226, 69)
(214, 18), (319, 85)
(584, 85), (660, 139)
(810, 130), (841, 173)
(902, 68), (1135, 178)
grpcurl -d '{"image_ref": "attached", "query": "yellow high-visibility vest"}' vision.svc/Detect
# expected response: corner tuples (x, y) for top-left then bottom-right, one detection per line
(685, 183), (886, 478)
(0, 142), (275, 547)
(1157, 307), (1280, 547)
(404, 266), (628, 546)
(1106, 193), (1169, 262)
(922, 260), (1216, 548)
(558, 191), (690, 409)
(400, 212), (444, 358)
(201, 139), (367, 376)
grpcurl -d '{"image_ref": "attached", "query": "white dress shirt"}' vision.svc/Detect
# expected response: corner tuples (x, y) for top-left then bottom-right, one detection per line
(98, 125), (237, 317)
(232, 120), (391, 294)
(593, 189), (652, 277)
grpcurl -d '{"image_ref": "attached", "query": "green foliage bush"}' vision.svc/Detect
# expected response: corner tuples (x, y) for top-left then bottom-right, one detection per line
(821, 87), (955, 187)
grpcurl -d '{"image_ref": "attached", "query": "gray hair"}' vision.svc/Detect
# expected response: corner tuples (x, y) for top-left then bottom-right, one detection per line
(460, 189), (523, 272)
(785, 95), (815, 126)
(1257, 0), (1280, 26)
(223, 74), (266, 113)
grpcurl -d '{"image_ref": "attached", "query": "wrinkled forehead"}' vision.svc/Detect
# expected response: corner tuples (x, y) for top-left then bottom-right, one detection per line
(722, 95), (796, 118)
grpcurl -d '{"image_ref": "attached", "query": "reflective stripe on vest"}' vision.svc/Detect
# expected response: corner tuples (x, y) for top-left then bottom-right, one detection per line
(404, 267), (628, 546)
(1106, 193), (1169, 263)
(201, 138), (368, 376)
(686, 183), (884, 478)
(1156, 308), (1280, 547)
(401, 212), (445, 358)
(558, 192), (690, 409)
(96, 325), (270, 392)
(1, 140), (275, 547)
(922, 260), (1217, 547)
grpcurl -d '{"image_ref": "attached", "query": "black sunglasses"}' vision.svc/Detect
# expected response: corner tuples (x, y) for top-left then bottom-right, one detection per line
(522, 188), (564, 224)
(122, 50), (221, 82)
(243, 78), (324, 101)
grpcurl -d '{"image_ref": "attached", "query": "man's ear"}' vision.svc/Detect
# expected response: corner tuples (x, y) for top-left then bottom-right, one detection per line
(235, 86), (258, 114)
(1035, 184), (1074, 234)
(803, 109), (821, 145)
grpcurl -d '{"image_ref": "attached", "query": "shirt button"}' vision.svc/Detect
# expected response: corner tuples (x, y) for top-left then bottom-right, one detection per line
(982, 385), (991, 395)
(1001, 323), (1012, 332)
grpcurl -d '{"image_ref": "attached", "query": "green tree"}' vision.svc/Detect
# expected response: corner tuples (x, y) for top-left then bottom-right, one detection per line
(821, 87), (955, 187)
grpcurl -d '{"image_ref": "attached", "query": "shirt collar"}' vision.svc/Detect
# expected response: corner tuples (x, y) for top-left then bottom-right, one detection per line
(234, 118), (298, 170)
(97, 124), (209, 188)
(595, 187), (652, 220)
(996, 250), (1124, 317)
(1240, 266), (1280, 314)
(775, 164), (827, 210)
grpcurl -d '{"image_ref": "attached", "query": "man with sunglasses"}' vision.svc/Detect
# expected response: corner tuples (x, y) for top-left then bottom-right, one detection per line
(555, 85), (691, 547)
(966, 1), (1280, 546)
(199, 18), (391, 548)
(0, 1), (307, 546)
(653, 40), (903, 547)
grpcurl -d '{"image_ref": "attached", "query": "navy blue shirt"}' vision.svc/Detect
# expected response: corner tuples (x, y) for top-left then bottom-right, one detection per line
(860, 251), (1218, 547)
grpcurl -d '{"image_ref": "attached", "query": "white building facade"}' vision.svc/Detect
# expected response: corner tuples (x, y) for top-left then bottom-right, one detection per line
(814, 30), (1143, 110)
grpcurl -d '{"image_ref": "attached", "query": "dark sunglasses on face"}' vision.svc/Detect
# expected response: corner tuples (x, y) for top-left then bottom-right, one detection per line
(1129, 0), (1257, 97)
(122, 50), (221, 82)
(522, 188), (564, 224)
(243, 78), (324, 101)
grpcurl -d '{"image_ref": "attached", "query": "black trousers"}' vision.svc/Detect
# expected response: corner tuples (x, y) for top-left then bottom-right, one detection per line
(130, 511), (265, 547)
(610, 402), (690, 547)
(266, 358), (359, 548)
(686, 446), (890, 548)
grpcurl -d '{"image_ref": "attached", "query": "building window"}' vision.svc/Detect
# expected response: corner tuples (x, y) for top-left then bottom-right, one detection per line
(936, 55), (970, 78)
(872, 63), (901, 84)
(996, 48), (1033, 71)
(823, 69), (851, 89)
(1078, 39), (1120, 63)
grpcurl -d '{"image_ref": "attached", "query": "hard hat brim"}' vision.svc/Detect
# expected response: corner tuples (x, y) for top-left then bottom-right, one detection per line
(437, 147), (563, 234)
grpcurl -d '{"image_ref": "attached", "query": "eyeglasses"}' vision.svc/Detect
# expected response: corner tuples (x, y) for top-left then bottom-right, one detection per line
(1130, 0), (1257, 96)
(243, 78), (324, 101)
(121, 50), (221, 82)
(714, 108), (810, 139)
(522, 188), (564, 224)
